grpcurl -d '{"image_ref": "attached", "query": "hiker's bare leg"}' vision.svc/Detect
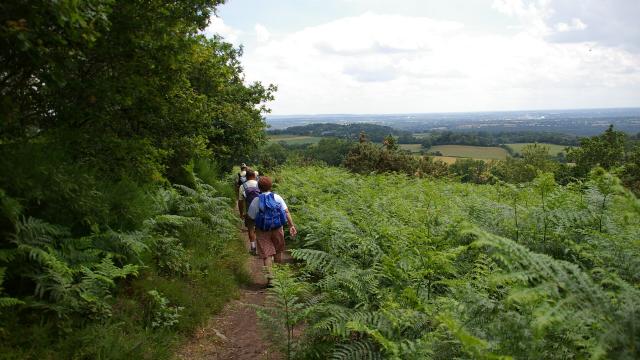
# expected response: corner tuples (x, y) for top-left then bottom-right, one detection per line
(248, 228), (256, 252)
(263, 255), (272, 267)
(274, 251), (283, 264)
(264, 256), (273, 281)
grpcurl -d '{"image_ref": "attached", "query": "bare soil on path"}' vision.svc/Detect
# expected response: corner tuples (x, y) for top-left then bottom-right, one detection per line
(176, 230), (282, 360)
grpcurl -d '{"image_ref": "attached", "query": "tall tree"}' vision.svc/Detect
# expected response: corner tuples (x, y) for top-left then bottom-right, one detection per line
(1, 0), (274, 181)
(567, 125), (626, 177)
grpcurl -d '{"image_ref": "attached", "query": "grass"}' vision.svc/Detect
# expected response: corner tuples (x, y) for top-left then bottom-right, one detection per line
(427, 145), (509, 160)
(398, 144), (424, 153)
(505, 143), (572, 155)
(268, 135), (322, 145)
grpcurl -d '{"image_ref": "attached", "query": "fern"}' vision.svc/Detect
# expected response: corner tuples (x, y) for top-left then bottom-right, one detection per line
(266, 165), (640, 359)
(290, 248), (348, 273)
(255, 265), (312, 359)
(331, 340), (381, 360)
(470, 229), (640, 359)
(0, 267), (23, 314)
(6, 216), (143, 321)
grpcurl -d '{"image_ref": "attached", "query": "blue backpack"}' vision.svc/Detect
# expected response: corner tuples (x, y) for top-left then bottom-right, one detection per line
(255, 193), (287, 231)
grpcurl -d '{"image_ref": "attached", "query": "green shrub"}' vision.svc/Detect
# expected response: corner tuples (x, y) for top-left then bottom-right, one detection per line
(257, 142), (289, 171)
(152, 237), (190, 276)
(146, 290), (184, 329)
(344, 142), (416, 174)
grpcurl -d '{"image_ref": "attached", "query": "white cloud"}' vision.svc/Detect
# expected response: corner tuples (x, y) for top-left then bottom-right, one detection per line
(555, 18), (587, 32)
(491, 0), (554, 36)
(202, 17), (241, 44)
(238, 11), (640, 114)
(493, 0), (640, 51)
(255, 23), (271, 43)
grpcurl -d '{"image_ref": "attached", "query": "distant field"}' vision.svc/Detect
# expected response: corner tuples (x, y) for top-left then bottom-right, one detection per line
(427, 145), (509, 160)
(399, 144), (423, 153)
(505, 143), (572, 155)
(431, 156), (459, 164)
(268, 135), (322, 145)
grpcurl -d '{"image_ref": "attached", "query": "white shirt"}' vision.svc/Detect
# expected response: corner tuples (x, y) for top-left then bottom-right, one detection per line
(238, 179), (258, 200)
(247, 192), (288, 219)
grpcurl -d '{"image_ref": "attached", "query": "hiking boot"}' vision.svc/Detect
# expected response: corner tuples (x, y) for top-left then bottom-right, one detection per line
(249, 248), (257, 256)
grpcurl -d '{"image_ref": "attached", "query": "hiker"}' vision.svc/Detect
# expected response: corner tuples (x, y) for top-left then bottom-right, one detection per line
(236, 163), (259, 190)
(238, 169), (260, 255)
(247, 176), (297, 280)
(236, 163), (248, 191)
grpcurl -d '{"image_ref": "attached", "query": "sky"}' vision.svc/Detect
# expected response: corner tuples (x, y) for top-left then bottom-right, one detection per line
(204, 0), (640, 115)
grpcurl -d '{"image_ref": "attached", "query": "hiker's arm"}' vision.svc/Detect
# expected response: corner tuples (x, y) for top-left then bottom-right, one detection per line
(237, 185), (245, 218)
(237, 199), (245, 218)
(285, 209), (297, 237)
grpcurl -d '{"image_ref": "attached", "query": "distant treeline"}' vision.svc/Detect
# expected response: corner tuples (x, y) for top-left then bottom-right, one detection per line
(423, 131), (579, 147)
(269, 123), (415, 143)
(258, 125), (640, 195)
(270, 123), (581, 147)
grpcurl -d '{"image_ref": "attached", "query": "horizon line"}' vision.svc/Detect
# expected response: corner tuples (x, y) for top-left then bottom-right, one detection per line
(267, 106), (640, 118)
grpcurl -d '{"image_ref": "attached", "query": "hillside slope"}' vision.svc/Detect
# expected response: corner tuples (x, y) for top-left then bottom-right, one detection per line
(266, 165), (640, 359)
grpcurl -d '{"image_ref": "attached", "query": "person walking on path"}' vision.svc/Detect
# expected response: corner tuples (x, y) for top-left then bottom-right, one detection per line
(247, 176), (297, 282)
(236, 163), (248, 192)
(238, 169), (260, 255)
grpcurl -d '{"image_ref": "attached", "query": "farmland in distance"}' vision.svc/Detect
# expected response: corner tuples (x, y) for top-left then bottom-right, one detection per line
(268, 134), (322, 145)
(427, 145), (509, 160)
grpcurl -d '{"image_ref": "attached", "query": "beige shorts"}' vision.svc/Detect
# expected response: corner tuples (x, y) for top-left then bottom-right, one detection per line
(256, 227), (285, 259)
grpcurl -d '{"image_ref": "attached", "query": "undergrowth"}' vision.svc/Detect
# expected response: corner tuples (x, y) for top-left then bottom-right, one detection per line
(0, 171), (248, 360)
(261, 165), (640, 359)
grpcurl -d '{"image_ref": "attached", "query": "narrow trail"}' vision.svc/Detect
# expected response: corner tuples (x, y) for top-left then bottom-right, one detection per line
(176, 229), (282, 360)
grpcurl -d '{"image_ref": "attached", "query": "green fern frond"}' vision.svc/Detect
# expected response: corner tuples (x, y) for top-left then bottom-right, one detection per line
(290, 248), (348, 273)
(0, 267), (24, 311)
(437, 313), (511, 360)
(12, 216), (68, 246)
(331, 340), (381, 360)
(173, 184), (198, 197)
(0, 249), (15, 263)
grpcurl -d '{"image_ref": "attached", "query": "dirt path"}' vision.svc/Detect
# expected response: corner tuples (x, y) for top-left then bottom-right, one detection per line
(176, 230), (282, 360)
